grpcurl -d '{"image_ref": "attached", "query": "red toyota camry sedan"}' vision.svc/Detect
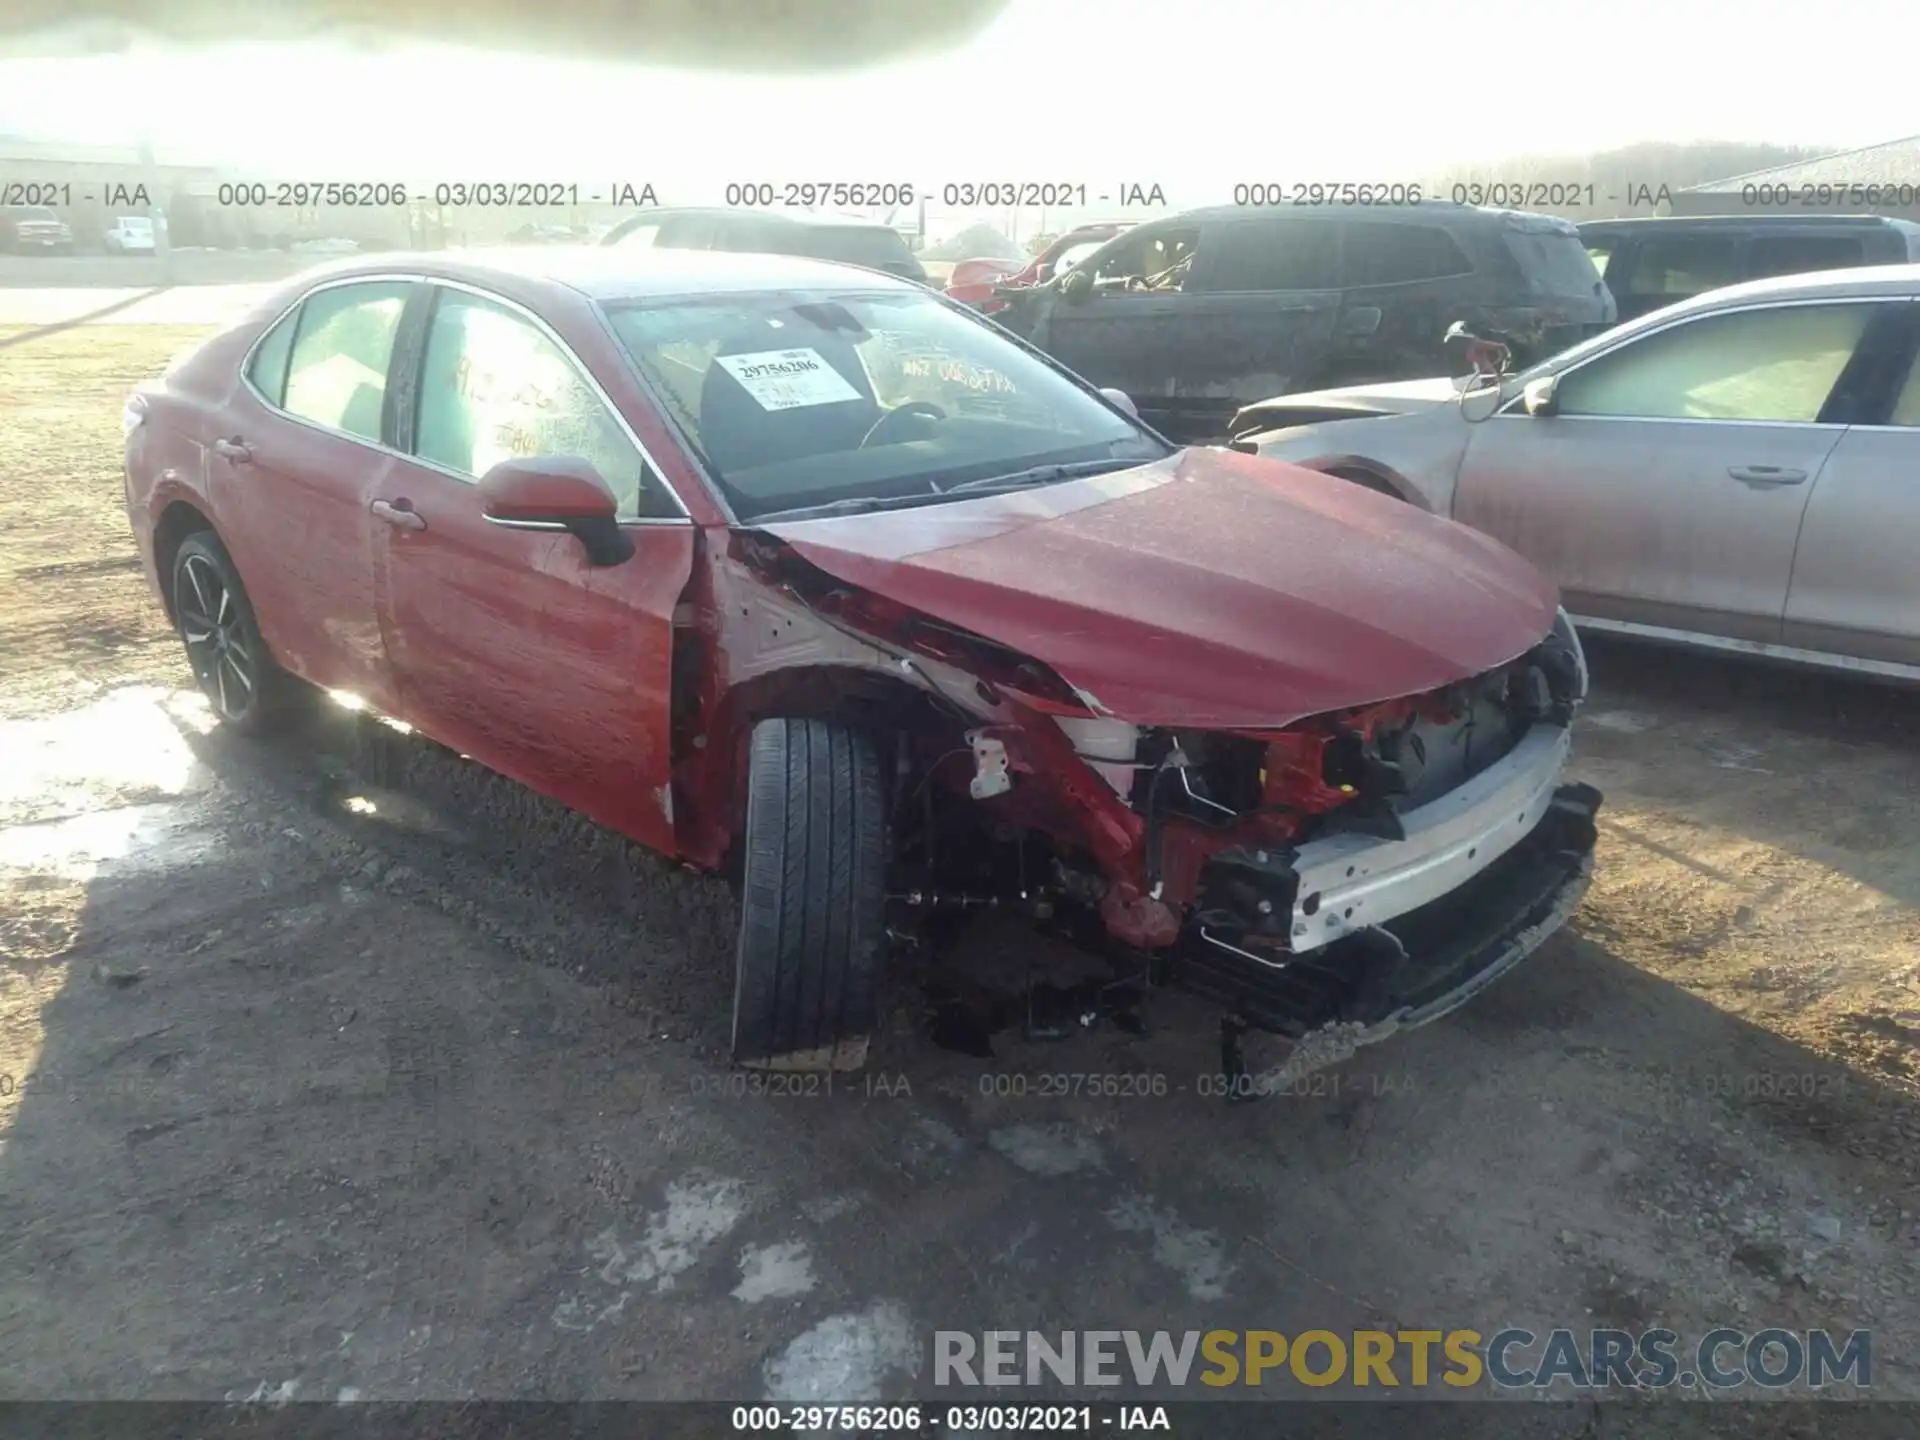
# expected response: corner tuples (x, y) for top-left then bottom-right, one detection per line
(123, 247), (1600, 1077)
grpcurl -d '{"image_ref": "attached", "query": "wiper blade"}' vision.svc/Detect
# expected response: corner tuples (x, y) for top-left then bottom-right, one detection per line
(748, 489), (945, 524)
(746, 457), (1146, 523)
(940, 458), (1140, 497)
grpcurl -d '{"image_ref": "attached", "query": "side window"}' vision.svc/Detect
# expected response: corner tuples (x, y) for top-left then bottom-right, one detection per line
(280, 281), (411, 441)
(1044, 239), (1104, 281)
(1747, 234), (1866, 280)
(1620, 235), (1742, 298)
(1584, 242), (1616, 283)
(1340, 223), (1474, 286)
(1555, 303), (1876, 423)
(613, 222), (661, 249)
(413, 289), (676, 520)
(1089, 225), (1201, 292)
(1199, 220), (1340, 291)
(657, 217), (720, 250)
(715, 220), (781, 254)
(246, 306), (299, 407)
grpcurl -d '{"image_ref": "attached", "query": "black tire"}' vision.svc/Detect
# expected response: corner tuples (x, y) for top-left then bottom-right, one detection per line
(731, 717), (889, 1072)
(171, 531), (301, 736)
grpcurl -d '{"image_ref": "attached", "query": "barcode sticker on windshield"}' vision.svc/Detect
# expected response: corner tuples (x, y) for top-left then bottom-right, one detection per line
(715, 348), (863, 411)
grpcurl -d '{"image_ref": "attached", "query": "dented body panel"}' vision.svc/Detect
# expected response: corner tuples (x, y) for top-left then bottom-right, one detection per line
(763, 447), (1558, 730)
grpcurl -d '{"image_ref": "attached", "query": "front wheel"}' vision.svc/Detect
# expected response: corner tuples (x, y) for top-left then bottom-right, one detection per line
(731, 718), (889, 1072)
(171, 532), (301, 735)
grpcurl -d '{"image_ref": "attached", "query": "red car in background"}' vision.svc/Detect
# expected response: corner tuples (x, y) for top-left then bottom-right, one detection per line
(946, 222), (1135, 313)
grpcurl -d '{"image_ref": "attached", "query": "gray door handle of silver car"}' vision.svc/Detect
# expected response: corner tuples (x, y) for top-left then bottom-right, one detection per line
(370, 498), (426, 531)
(1727, 465), (1807, 487)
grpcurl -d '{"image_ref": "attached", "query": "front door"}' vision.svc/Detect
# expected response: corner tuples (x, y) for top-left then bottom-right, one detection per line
(372, 283), (696, 854)
(208, 278), (419, 705)
(1177, 217), (1342, 422)
(1453, 299), (1892, 643)
(1033, 222), (1200, 425)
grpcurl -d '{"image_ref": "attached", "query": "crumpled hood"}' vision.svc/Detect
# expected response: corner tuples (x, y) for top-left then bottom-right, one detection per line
(761, 448), (1559, 730)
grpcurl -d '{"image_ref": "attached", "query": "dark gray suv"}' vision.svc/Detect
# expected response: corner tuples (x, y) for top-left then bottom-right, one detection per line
(1580, 214), (1920, 323)
(992, 202), (1615, 441)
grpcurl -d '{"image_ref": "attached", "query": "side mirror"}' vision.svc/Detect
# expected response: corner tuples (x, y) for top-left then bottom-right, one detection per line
(1059, 266), (1094, 304)
(1098, 387), (1138, 418)
(479, 456), (634, 567)
(1521, 375), (1559, 418)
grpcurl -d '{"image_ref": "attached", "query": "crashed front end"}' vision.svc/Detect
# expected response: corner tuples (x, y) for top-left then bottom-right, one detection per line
(957, 608), (1600, 1043)
(698, 531), (1600, 1057)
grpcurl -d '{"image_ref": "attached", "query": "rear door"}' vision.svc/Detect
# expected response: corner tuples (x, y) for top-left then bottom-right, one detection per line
(1782, 300), (1920, 668)
(1326, 217), (1480, 381)
(209, 277), (418, 705)
(372, 282), (696, 853)
(1175, 216), (1342, 411)
(1452, 297), (1896, 643)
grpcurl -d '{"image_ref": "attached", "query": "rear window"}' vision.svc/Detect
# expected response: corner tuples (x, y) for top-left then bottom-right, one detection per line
(1504, 228), (1605, 296)
(791, 226), (923, 279)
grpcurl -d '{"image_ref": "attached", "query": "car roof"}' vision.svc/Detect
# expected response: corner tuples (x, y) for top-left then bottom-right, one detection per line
(278, 244), (927, 303)
(1579, 214), (1920, 236)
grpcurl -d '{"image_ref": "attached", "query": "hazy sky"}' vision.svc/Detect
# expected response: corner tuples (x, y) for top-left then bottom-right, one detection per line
(0, 0), (1908, 200)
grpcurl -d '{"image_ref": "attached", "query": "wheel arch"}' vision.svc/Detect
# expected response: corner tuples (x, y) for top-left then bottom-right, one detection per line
(152, 499), (219, 622)
(1299, 455), (1432, 510)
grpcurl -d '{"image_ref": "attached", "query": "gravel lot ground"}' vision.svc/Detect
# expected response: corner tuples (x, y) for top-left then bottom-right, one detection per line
(1, 320), (1916, 1430)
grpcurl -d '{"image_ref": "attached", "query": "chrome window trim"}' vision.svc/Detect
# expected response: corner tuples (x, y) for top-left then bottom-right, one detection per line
(1492, 292), (1916, 421)
(236, 269), (695, 527)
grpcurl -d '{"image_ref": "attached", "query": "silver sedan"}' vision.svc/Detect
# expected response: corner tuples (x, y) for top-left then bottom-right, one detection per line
(1235, 264), (1920, 681)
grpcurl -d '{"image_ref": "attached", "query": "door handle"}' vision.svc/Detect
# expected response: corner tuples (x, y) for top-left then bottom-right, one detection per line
(212, 436), (252, 464)
(1340, 306), (1382, 338)
(370, 498), (426, 531)
(1727, 465), (1807, 488)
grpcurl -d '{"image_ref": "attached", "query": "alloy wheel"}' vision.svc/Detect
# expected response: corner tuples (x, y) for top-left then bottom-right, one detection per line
(177, 553), (257, 720)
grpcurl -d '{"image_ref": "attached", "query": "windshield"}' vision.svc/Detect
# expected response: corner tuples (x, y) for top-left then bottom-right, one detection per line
(603, 287), (1169, 520)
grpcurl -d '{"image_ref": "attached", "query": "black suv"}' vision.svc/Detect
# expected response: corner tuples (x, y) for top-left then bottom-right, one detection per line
(601, 207), (927, 284)
(990, 202), (1613, 441)
(1580, 214), (1920, 323)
